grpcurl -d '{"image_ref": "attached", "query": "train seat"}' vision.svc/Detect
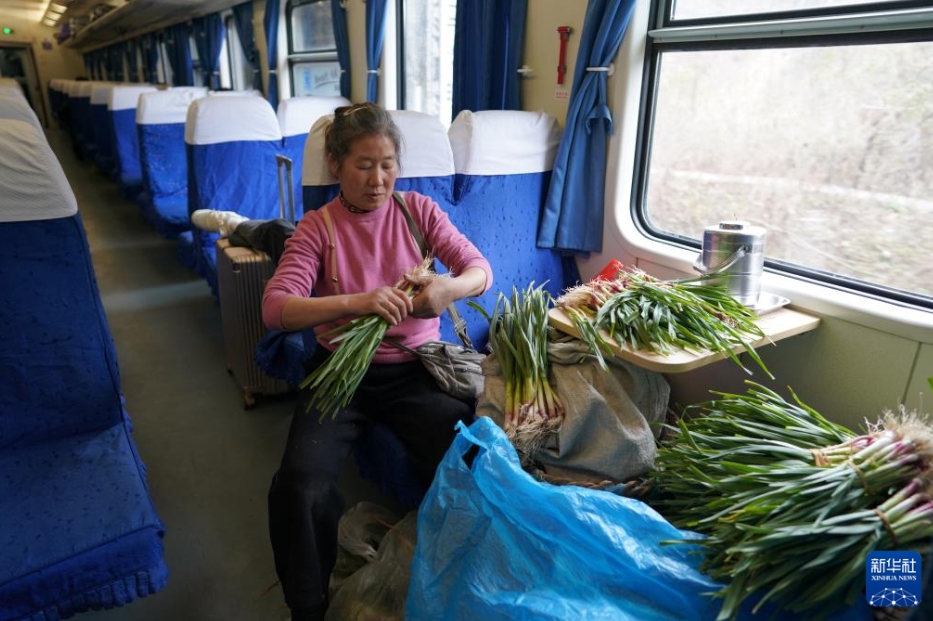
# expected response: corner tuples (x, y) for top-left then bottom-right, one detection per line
(109, 85), (157, 201)
(72, 81), (98, 160)
(136, 87), (208, 245)
(276, 95), (349, 218)
(0, 88), (42, 131)
(185, 95), (283, 297)
(445, 109), (566, 350)
(0, 118), (167, 620)
(90, 83), (119, 176)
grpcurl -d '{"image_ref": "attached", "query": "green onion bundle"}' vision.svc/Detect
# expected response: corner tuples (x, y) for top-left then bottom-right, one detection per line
(300, 258), (434, 422)
(556, 269), (772, 377)
(470, 284), (563, 452)
(651, 382), (933, 620)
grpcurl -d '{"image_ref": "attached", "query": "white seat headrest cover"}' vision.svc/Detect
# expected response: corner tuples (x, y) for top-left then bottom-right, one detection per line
(90, 84), (116, 105)
(185, 96), (282, 145)
(302, 114), (334, 186)
(0, 77), (19, 89)
(208, 89), (263, 97)
(0, 120), (78, 222)
(277, 96), (351, 138)
(389, 110), (454, 178)
(76, 82), (100, 98)
(0, 94), (42, 131)
(109, 85), (157, 111)
(0, 85), (25, 100)
(448, 110), (562, 175)
(136, 88), (207, 125)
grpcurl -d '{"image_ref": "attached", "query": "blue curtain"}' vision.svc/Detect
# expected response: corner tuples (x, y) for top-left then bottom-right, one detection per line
(331, 0), (351, 99)
(452, 0), (527, 120)
(83, 54), (93, 79)
(126, 39), (140, 82)
(165, 23), (195, 86)
(365, 0), (388, 102)
(263, 0), (281, 108)
(233, 1), (262, 91)
(111, 44), (127, 81)
(142, 33), (160, 84)
(193, 14), (226, 90)
(536, 0), (637, 254)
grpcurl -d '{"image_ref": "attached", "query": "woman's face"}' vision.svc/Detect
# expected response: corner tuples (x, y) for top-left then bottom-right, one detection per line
(329, 133), (399, 212)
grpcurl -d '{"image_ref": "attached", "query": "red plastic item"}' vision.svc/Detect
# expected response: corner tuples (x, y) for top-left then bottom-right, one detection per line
(594, 259), (626, 282)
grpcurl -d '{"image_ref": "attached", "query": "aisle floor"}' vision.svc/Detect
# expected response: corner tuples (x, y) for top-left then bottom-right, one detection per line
(47, 130), (391, 621)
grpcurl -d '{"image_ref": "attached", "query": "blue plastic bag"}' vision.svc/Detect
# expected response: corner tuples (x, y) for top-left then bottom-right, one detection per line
(406, 417), (723, 621)
(406, 417), (875, 621)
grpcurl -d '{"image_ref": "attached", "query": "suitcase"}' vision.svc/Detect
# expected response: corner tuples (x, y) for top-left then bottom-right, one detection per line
(215, 155), (297, 408)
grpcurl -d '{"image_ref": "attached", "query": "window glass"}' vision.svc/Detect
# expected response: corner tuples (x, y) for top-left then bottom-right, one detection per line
(673, 0), (909, 20)
(287, 0), (339, 97)
(399, 0), (456, 123)
(190, 35), (204, 87)
(645, 42), (933, 297)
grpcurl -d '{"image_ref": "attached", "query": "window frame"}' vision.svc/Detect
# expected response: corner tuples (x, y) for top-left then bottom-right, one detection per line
(633, 0), (933, 310)
(285, 0), (340, 98)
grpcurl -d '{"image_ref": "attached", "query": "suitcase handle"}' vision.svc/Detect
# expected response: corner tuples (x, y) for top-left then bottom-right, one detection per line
(275, 154), (295, 223)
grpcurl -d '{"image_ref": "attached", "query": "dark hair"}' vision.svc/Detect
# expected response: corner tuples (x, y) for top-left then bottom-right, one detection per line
(325, 103), (403, 170)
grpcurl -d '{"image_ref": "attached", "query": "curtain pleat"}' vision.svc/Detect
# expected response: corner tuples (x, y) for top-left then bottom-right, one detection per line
(331, 0), (351, 99)
(263, 0), (281, 108)
(193, 14), (226, 90)
(365, 0), (388, 102)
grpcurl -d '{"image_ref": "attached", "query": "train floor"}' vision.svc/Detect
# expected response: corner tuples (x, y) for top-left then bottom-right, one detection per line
(47, 129), (395, 621)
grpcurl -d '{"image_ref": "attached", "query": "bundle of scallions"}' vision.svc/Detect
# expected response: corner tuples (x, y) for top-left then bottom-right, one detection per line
(469, 284), (563, 452)
(300, 258), (434, 422)
(651, 381), (933, 620)
(555, 267), (772, 378)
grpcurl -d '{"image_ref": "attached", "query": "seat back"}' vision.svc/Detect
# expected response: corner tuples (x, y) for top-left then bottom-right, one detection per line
(445, 110), (565, 350)
(72, 81), (98, 158)
(90, 83), (119, 175)
(185, 95), (283, 293)
(301, 109), (456, 212)
(0, 119), (123, 449)
(277, 95), (350, 217)
(136, 87), (208, 235)
(109, 85), (157, 199)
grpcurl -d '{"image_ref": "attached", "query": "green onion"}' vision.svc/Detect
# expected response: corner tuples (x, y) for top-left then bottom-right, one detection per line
(300, 258), (434, 422)
(556, 269), (772, 377)
(651, 381), (933, 620)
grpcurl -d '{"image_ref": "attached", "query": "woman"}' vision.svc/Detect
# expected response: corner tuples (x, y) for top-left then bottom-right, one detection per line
(262, 102), (492, 621)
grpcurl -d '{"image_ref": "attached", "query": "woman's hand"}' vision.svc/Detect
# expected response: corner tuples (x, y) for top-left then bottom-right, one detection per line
(411, 278), (455, 319)
(354, 286), (413, 325)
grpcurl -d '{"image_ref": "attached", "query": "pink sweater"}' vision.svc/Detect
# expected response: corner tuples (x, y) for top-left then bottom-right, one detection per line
(262, 191), (492, 363)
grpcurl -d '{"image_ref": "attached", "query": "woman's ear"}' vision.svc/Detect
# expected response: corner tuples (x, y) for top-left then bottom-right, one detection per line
(327, 155), (339, 180)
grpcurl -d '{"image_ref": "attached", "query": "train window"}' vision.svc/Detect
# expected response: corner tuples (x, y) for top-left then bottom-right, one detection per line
(287, 0), (341, 97)
(190, 34), (204, 87)
(669, 0), (916, 21)
(638, 1), (933, 306)
(158, 38), (172, 86)
(397, 0), (457, 122)
(223, 15), (252, 91)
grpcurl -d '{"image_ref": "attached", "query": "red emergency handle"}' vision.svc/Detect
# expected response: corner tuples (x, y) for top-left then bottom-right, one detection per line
(556, 26), (572, 85)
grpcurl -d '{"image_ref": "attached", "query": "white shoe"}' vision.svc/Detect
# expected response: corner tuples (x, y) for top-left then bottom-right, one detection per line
(191, 209), (248, 236)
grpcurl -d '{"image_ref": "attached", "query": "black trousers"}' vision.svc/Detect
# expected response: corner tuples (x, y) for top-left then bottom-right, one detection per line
(267, 347), (472, 612)
(228, 218), (296, 266)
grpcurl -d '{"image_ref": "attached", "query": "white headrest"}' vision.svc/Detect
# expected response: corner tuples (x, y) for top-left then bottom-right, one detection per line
(277, 96), (351, 138)
(90, 84), (117, 105)
(136, 88), (207, 125)
(0, 85), (25, 100)
(0, 78), (19, 89)
(185, 95), (282, 145)
(208, 89), (263, 97)
(0, 120), (78, 222)
(389, 110), (455, 177)
(63, 81), (80, 97)
(76, 82), (99, 98)
(109, 85), (158, 111)
(49, 78), (63, 91)
(302, 114), (334, 186)
(448, 110), (562, 175)
(0, 95), (42, 131)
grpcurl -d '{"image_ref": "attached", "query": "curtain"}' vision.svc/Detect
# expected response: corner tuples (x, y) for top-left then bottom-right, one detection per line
(165, 23), (195, 86)
(263, 0), (281, 108)
(536, 0), (637, 254)
(331, 0), (351, 99)
(126, 39), (140, 82)
(364, 0), (388, 102)
(83, 54), (93, 79)
(193, 14), (226, 90)
(233, 1), (262, 91)
(142, 33), (160, 84)
(111, 44), (127, 81)
(452, 0), (527, 120)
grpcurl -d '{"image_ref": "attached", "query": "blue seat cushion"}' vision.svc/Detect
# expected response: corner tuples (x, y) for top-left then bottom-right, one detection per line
(0, 422), (168, 620)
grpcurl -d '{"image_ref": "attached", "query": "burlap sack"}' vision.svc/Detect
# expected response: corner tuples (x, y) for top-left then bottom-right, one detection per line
(476, 337), (670, 484)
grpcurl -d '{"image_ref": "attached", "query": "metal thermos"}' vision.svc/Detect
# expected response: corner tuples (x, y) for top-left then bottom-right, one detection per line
(694, 221), (767, 306)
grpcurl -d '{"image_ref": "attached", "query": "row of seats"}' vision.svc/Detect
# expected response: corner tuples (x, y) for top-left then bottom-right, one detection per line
(0, 80), (167, 620)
